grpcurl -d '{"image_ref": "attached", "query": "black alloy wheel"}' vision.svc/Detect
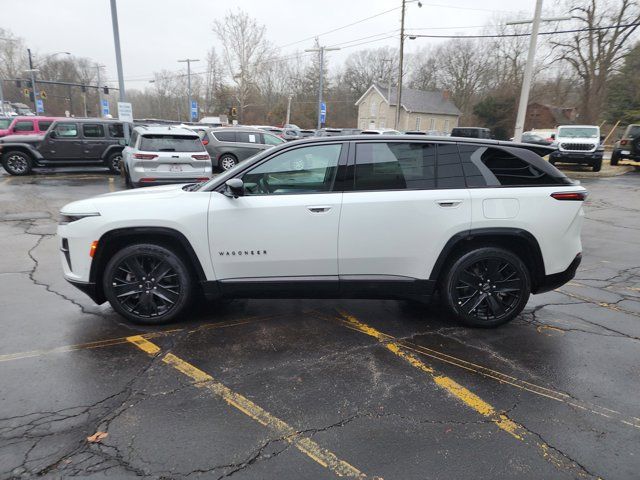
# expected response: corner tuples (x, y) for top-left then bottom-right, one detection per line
(443, 247), (530, 327)
(107, 152), (123, 174)
(103, 244), (192, 324)
(2, 151), (33, 175)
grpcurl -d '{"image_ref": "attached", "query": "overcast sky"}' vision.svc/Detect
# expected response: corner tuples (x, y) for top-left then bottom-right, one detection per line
(1, 0), (539, 89)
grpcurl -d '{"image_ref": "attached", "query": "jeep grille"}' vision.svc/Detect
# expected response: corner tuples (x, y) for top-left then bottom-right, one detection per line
(561, 143), (594, 151)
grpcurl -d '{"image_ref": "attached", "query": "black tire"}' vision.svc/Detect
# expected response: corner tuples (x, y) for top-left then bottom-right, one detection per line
(441, 247), (531, 328)
(103, 243), (193, 324)
(219, 154), (237, 171)
(610, 151), (620, 166)
(2, 151), (33, 176)
(106, 151), (123, 174)
(592, 159), (602, 172)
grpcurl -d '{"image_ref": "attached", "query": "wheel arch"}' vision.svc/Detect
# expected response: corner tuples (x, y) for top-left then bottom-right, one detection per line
(1, 145), (41, 160)
(429, 228), (545, 291)
(101, 145), (124, 160)
(90, 227), (208, 303)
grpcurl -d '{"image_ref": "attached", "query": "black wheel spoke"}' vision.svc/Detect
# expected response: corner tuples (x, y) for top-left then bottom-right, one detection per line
(125, 257), (147, 280)
(493, 279), (521, 293)
(114, 282), (141, 298)
(485, 259), (503, 281)
(486, 295), (506, 316)
(462, 291), (486, 313)
(460, 270), (483, 288)
(152, 285), (179, 305)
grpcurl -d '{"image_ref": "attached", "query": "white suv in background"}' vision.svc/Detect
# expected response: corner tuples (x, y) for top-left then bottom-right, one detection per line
(121, 125), (211, 188)
(58, 136), (586, 328)
(549, 125), (604, 172)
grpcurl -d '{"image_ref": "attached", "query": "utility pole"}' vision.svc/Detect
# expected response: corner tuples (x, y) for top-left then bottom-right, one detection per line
(305, 43), (340, 129)
(513, 0), (543, 143)
(285, 94), (293, 125)
(178, 58), (199, 122)
(27, 48), (38, 113)
(395, 0), (406, 130)
(96, 64), (104, 117)
(0, 79), (5, 116)
(110, 0), (129, 141)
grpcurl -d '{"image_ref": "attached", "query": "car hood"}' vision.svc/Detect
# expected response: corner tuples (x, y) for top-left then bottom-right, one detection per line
(60, 184), (191, 215)
(0, 134), (44, 144)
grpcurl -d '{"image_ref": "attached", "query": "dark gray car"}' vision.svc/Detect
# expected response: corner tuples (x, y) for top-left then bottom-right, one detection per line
(0, 119), (129, 175)
(203, 127), (286, 171)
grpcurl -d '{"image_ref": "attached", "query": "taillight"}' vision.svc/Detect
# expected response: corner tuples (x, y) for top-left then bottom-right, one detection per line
(202, 139), (209, 145)
(551, 191), (588, 201)
(133, 153), (158, 160)
(621, 139), (627, 145)
(191, 154), (210, 160)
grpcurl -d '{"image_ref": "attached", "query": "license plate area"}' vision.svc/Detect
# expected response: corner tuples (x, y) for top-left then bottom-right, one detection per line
(170, 164), (183, 172)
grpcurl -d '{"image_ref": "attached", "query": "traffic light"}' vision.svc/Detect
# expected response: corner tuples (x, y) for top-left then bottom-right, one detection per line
(15, 80), (21, 88)
(81, 85), (87, 93)
(103, 86), (109, 95)
(231, 106), (237, 116)
(40, 90), (47, 100)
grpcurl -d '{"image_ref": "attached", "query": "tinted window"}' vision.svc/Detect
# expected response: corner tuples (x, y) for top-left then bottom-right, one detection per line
(437, 144), (466, 188)
(139, 135), (204, 152)
(459, 145), (555, 186)
(626, 125), (640, 138)
(14, 121), (34, 132)
(129, 130), (139, 147)
(83, 123), (105, 138)
(237, 131), (260, 144)
(213, 131), (236, 142)
(38, 121), (53, 131)
(108, 123), (124, 138)
(263, 133), (284, 145)
(243, 144), (341, 195)
(54, 123), (78, 138)
(0, 118), (11, 129)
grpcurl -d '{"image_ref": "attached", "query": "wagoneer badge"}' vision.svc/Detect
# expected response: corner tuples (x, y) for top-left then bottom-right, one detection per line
(219, 250), (267, 256)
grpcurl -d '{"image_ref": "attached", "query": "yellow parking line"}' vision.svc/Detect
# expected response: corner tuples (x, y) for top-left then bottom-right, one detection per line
(330, 311), (597, 479)
(108, 177), (115, 192)
(556, 286), (640, 318)
(2, 177), (12, 184)
(127, 335), (367, 478)
(0, 316), (269, 363)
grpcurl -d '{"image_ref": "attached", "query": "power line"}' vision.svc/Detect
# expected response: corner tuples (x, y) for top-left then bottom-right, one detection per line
(406, 23), (640, 39)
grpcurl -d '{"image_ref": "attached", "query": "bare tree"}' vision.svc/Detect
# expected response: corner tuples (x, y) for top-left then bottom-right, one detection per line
(341, 47), (398, 96)
(552, 0), (640, 123)
(213, 10), (274, 122)
(204, 48), (224, 115)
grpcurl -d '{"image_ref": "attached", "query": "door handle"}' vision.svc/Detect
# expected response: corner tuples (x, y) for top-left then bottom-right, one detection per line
(436, 199), (463, 208)
(307, 206), (332, 213)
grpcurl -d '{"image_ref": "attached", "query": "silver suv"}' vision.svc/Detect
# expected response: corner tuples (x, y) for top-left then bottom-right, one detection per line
(121, 126), (212, 188)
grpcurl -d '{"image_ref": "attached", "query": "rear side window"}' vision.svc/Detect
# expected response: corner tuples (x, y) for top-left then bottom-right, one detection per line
(83, 124), (105, 138)
(38, 121), (53, 131)
(108, 123), (124, 138)
(212, 131), (236, 142)
(237, 131), (259, 143)
(14, 121), (34, 132)
(54, 123), (79, 138)
(626, 126), (640, 138)
(263, 133), (284, 145)
(139, 134), (204, 152)
(458, 145), (556, 186)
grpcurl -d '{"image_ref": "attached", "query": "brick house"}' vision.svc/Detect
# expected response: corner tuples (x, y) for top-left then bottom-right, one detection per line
(525, 102), (577, 131)
(355, 83), (461, 132)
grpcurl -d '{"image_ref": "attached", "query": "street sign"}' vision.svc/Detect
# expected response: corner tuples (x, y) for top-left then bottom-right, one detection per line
(35, 99), (44, 114)
(190, 100), (198, 121)
(117, 102), (133, 122)
(101, 99), (110, 117)
(40, 90), (47, 100)
(320, 102), (326, 124)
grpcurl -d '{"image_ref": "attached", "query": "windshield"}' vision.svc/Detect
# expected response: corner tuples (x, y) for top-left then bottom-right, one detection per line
(139, 134), (204, 152)
(558, 127), (599, 139)
(0, 118), (11, 129)
(194, 150), (271, 192)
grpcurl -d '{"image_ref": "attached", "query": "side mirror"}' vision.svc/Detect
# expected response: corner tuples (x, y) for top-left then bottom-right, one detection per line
(600, 135), (605, 142)
(224, 178), (245, 198)
(49, 130), (57, 139)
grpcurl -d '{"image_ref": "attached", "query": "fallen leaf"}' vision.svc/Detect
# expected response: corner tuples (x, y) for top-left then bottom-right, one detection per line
(87, 432), (108, 443)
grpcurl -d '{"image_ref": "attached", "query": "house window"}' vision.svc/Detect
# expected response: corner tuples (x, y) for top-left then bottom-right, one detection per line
(379, 119), (386, 129)
(361, 102), (367, 116)
(429, 118), (435, 130)
(444, 119), (450, 132)
(360, 121), (367, 130)
(370, 101), (378, 116)
(415, 116), (421, 130)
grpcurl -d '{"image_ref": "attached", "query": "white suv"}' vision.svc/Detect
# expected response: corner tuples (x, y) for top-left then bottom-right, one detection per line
(121, 125), (212, 188)
(58, 136), (586, 327)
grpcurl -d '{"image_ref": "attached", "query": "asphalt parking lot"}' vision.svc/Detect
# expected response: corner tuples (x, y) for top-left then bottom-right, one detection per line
(1, 165), (640, 480)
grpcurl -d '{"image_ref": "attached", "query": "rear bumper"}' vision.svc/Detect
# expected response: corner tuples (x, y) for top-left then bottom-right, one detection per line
(532, 253), (582, 294)
(614, 149), (640, 160)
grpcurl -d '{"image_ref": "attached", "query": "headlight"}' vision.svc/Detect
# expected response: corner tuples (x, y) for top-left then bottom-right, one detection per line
(59, 212), (100, 225)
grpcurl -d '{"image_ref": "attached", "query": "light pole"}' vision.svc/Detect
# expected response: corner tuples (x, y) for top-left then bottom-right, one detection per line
(510, 5), (571, 142)
(109, 0), (129, 141)
(285, 94), (293, 126)
(96, 64), (106, 117)
(395, 0), (421, 130)
(178, 58), (199, 122)
(26, 50), (71, 113)
(305, 44), (340, 129)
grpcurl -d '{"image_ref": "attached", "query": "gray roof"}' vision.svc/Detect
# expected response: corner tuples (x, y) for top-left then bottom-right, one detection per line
(372, 83), (461, 116)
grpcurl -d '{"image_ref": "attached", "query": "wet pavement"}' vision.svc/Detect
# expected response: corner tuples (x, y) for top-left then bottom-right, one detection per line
(1, 166), (639, 479)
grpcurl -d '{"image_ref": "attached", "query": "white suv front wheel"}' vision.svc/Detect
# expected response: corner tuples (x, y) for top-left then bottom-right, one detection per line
(103, 243), (193, 324)
(442, 247), (531, 328)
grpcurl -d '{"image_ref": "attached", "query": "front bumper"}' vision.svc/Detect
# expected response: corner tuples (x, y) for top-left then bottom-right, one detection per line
(533, 253), (582, 294)
(65, 279), (103, 304)
(550, 151), (603, 163)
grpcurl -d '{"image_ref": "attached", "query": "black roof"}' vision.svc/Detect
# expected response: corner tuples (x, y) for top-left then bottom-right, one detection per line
(53, 118), (126, 124)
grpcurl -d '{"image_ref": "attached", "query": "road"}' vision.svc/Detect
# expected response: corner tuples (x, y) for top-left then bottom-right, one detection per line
(1, 167), (639, 479)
